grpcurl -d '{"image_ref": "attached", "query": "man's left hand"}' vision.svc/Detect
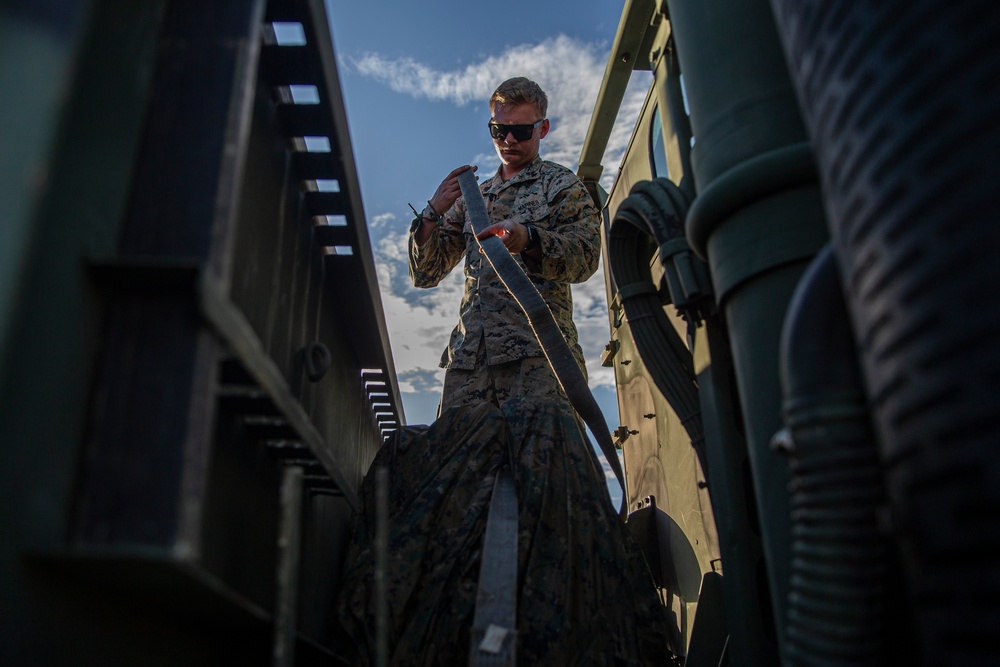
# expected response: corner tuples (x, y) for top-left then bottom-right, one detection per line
(476, 220), (529, 254)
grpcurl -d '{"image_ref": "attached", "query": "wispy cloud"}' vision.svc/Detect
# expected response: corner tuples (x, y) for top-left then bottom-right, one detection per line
(572, 268), (617, 390)
(350, 35), (651, 185)
(371, 218), (464, 390)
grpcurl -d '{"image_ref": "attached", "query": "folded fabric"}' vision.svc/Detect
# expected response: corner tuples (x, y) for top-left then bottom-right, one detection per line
(337, 398), (669, 666)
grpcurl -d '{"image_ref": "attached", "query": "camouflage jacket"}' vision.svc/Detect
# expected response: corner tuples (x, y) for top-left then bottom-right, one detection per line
(408, 157), (601, 371)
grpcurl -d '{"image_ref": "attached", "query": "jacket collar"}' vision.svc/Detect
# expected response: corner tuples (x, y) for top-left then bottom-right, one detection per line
(483, 156), (543, 196)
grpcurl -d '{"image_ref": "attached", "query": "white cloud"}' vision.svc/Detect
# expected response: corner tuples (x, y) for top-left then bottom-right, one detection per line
(369, 212), (397, 229)
(349, 35), (651, 180)
(572, 265), (617, 390)
(373, 227), (464, 390)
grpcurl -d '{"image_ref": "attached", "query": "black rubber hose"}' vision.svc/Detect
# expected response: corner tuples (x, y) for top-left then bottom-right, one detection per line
(778, 245), (887, 666)
(769, 1), (1000, 661)
(608, 179), (705, 460)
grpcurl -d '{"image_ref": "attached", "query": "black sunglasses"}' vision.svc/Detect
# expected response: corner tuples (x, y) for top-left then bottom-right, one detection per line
(488, 119), (545, 141)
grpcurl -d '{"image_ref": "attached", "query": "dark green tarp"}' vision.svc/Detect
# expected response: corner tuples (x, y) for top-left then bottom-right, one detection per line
(338, 398), (669, 665)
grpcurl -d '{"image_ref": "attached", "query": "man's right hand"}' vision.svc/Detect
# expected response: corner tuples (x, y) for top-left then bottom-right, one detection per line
(415, 165), (477, 245)
(427, 164), (477, 222)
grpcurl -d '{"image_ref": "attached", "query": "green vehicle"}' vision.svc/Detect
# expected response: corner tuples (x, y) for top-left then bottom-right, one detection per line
(579, 0), (1000, 664)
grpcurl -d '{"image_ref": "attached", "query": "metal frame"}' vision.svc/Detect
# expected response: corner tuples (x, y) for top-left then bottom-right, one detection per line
(0, 0), (400, 663)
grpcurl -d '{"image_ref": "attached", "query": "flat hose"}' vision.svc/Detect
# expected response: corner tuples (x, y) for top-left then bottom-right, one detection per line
(457, 169), (626, 517)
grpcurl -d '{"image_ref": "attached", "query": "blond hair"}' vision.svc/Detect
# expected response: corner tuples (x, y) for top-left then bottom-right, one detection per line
(489, 77), (548, 118)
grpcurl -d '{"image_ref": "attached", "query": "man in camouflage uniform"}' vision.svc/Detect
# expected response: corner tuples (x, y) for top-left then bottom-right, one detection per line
(408, 77), (601, 413)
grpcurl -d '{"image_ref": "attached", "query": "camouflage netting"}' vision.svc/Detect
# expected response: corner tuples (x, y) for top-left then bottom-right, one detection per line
(337, 398), (669, 665)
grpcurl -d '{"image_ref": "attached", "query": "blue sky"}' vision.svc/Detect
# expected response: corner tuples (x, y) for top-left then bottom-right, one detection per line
(322, 2), (651, 488)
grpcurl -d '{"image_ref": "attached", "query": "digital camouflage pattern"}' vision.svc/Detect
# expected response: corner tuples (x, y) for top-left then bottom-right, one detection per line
(408, 157), (601, 376)
(438, 333), (568, 413)
(337, 398), (670, 665)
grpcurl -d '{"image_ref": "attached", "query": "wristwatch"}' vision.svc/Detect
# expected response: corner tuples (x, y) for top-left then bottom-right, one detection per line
(524, 224), (540, 251)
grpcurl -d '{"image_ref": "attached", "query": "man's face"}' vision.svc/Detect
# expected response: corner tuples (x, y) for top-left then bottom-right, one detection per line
(491, 103), (549, 176)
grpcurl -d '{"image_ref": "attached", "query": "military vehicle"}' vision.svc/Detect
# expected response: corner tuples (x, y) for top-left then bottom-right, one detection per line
(3, 0), (998, 664)
(578, 0), (1000, 664)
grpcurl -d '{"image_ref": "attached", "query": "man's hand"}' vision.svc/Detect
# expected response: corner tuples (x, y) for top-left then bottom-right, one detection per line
(414, 165), (477, 245)
(476, 220), (531, 254)
(428, 164), (477, 221)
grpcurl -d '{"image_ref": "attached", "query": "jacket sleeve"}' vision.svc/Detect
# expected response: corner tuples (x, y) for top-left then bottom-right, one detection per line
(524, 177), (602, 284)
(408, 198), (468, 288)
